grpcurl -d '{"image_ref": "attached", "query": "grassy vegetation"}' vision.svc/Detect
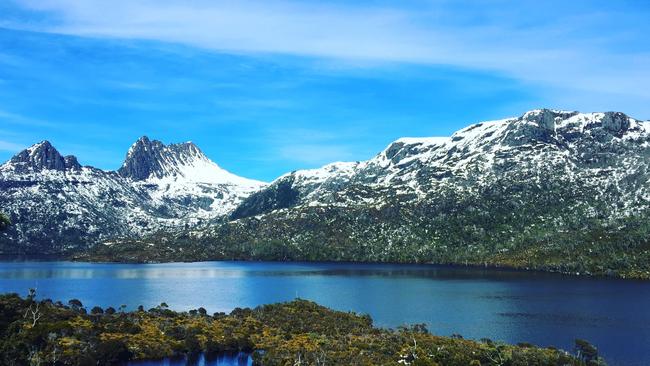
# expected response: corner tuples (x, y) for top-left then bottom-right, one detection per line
(0, 291), (605, 366)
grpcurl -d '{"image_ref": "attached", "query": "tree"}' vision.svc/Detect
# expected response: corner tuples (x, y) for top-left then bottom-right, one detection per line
(184, 333), (202, 354)
(574, 339), (607, 365)
(23, 289), (42, 327)
(68, 299), (83, 311)
(575, 339), (598, 361)
(95, 339), (133, 364)
(0, 212), (10, 231)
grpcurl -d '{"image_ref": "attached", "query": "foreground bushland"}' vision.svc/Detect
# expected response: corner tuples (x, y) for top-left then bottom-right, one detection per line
(0, 291), (606, 365)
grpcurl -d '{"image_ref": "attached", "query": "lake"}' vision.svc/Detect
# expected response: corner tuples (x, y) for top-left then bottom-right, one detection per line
(125, 352), (252, 366)
(0, 260), (648, 365)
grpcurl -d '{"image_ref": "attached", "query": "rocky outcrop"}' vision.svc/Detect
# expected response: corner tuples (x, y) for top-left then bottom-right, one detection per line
(7, 141), (67, 173)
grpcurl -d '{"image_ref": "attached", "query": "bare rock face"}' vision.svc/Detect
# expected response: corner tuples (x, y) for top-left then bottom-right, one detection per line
(8, 141), (67, 173)
(602, 112), (630, 134)
(117, 136), (214, 181)
(117, 136), (166, 180)
(231, 177), (299, 219)
(4, 141), (84, 174)
(64, 156), (82, 171)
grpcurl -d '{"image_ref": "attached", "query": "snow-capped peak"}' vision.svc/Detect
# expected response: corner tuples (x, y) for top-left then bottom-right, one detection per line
(0, 136), (268, 249)
(238, 109), (650, 216)
(118, 136), (264, 188)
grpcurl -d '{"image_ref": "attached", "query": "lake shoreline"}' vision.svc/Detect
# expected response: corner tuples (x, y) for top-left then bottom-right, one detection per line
(1, 260), (646, 365)
(68, 253), (650, 281)
(0, 292), (598, 366)
(1, 251), (646, 280)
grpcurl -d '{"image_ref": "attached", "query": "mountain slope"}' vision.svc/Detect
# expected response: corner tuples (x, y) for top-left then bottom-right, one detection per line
(93, 110), (650, 278)
(0, 137), (264, 254)
(234, 110), (649, 218)
(119, 136), (264, 218)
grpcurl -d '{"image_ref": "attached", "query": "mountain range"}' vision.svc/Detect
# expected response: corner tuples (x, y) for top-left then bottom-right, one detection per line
(2, 109), (650, 278)
(0, 136), (263, 253)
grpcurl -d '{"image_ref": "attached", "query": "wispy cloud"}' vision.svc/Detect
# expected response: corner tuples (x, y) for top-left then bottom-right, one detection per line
(6, 0), (650, 101)
(0, 139), (25, 152)
(0, 108), (59, 127)
(1, 0), (649, 179)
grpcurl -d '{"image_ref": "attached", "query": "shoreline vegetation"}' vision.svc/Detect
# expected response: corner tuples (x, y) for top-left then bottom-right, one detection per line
(0, 254), (643, 282)
(1, 249), (648, 280)
(70, 244), (650, 280)
(0, 291), (606, 366)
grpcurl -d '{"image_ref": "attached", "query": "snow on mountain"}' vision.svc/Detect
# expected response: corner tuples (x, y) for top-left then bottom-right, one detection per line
(233, 109), (650, 219)
(3, 141), (81, 173)
(119, 136), (265, 218)
(0, 137), (265, 253)
(4, 109), (650, 262)
(184, 109), (650, 278)
(85, 109), (650, 279)
(119, 136), (261, 186)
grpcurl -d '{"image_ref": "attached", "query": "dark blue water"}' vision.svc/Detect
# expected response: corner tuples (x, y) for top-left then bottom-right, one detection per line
(0, 261), (648, 365)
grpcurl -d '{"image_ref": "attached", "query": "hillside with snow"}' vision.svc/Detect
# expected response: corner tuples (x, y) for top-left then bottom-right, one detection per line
(0, 137), (265, 253)
(5, 109), (650, 278)
(93, 109), (650, 278)
(233, 109), (650, 220)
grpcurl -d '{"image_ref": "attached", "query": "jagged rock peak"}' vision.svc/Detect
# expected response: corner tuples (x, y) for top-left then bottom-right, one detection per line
(118, 136), (264, 187)
(119, 136), (195, 180)
(3, 141), (81, 173)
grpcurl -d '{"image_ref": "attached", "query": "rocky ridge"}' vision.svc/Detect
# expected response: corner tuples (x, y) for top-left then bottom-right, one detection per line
(111, 109), (650, 278)
(0, 137), (264, 253)
(4, 109), (650, 278)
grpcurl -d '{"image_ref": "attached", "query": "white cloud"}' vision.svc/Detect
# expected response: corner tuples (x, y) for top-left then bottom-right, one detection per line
(6, 0), (650, 114)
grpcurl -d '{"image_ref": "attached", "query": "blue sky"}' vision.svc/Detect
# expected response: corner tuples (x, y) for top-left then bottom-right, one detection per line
(0, 0), (649, 181)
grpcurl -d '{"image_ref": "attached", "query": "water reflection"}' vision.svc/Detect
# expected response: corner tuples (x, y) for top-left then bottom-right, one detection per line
(0, 261), (649, 365)
(125, 352), (252, 366)
(0, 260), (578, 281)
